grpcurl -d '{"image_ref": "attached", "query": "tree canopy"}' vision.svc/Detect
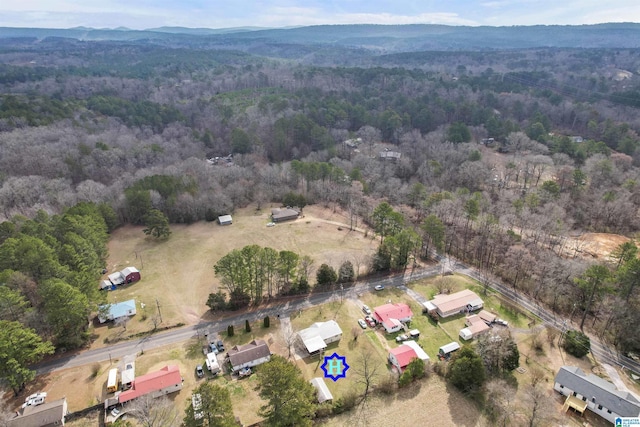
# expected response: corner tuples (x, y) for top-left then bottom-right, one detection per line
(256, 355), (317, 427)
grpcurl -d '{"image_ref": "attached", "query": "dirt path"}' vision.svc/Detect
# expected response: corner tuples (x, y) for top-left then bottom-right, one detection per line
(602, 363), (640, 400)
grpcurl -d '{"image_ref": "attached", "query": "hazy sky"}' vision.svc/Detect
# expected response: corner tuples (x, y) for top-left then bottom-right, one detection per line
(1, 1), (639, 29)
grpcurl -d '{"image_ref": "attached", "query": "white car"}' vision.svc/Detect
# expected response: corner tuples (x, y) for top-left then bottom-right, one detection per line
(266, 222), (276, 227)
(374, 285), (385, 291)
(362, 305), (372, 315)
(111, 407), (121, 418)
(358, 319), (367, 329)
(22, 392), (47, 409)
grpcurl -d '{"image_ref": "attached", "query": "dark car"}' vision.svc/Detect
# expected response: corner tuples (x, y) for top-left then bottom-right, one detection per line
(216, 340), (225, 352)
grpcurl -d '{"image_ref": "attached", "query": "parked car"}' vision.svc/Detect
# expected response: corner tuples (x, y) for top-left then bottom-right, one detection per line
(358, 319), (367, 329)
(22, 392), (47, 409)
(374, 285), (385, 291)
(238, 367), (252, 377)
(111, 407), (121, 418)
(216, 340), (225, 352)
(365, 315), (376, 327)
(196, 365), (204, 378)
(362, 305), (372, 315)
(266, 222), (276, 227)
(495, 318), (509, 327)
(395, 334), (409, 343)
(208, 342), (219, 354)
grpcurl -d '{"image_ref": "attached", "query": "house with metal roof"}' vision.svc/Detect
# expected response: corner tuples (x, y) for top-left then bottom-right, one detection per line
(373, 303), (413, 333)
(428, 289), (483, 318)
(271, 207), (300, 223)
(8, 398), (67, 427)
(227, 339), (271, 372)
(554, 365), (640, 424)
(98, 299), (137, 323)
(118, 365), (183, 404)
(297, 320), (343, 355)
(388, 340), (429, 372)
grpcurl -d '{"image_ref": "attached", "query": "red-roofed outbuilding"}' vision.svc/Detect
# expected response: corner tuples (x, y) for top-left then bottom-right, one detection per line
(389, 346), (418, 372)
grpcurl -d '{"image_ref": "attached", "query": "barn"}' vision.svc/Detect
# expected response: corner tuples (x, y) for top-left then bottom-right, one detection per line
(271, 208), (300, 223)
(121, 266), (141, 284)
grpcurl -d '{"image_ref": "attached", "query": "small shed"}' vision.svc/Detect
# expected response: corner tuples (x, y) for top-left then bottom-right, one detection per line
(120, 266), (141, 284)
(477, 310), (497, 324)
(439, 342), (461, 358)
(310, 377), (333, 403)
(108, 271), (125, 286)
(100, 280), (115, 291)
(218, 215), (232, 225)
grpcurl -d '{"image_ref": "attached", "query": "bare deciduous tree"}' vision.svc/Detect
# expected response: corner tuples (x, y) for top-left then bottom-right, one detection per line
(128, 395), (180, 427)
(485, 379), (517, 427)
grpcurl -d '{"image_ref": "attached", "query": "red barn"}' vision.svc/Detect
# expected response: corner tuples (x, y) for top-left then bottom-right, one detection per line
(120, 266), (141, 284)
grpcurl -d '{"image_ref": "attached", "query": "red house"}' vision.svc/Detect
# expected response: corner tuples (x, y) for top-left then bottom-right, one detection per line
(120, 266), (141, 284)
(373, 303), (413, 333)
(118, 365), (182, 404)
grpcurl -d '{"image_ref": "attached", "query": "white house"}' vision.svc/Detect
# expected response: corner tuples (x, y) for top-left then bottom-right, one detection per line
(227, 339), (271, 372)
(554, 365), (640, 424)
(297, 320), (343, 355)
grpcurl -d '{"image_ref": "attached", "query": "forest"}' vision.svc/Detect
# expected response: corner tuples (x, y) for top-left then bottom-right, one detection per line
(0, 25), (640, 375)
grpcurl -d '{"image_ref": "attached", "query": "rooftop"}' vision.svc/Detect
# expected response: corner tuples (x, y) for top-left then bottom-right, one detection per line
(555, 366), (640, 417)
(431, 289), (482, 314)
(228, 339), (271, 367)
(118, 365), (181, 404)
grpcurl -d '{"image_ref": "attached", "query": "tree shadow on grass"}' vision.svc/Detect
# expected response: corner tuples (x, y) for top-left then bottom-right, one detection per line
(446, 382), (484, 427)
(396, 380), (422, 400)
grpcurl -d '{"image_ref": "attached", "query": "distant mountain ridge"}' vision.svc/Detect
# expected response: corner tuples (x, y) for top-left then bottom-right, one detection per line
(0, 23), (639, 54)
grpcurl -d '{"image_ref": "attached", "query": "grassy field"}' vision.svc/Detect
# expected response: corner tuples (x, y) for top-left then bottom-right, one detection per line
(93, 204), (377, 348)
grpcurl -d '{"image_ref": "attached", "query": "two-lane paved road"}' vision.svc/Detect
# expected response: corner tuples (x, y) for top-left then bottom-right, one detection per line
(35, 257), (640, 377)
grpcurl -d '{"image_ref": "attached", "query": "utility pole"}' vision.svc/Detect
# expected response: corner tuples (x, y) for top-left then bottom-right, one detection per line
(156, 298), (163, 324)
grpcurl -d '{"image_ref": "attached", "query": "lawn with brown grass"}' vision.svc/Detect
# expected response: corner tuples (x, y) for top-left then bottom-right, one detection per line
(92, 204), (377, 348)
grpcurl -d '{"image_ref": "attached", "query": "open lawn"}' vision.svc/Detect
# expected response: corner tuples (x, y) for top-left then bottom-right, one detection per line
(319, 374), (485, 427)
(93, 204), (377, 348)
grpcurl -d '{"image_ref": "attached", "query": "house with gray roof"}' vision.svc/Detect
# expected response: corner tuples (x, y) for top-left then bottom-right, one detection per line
(8, 397), (67, 427)
(227, 339), (271, 372)
(554, 365), (640, 424)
